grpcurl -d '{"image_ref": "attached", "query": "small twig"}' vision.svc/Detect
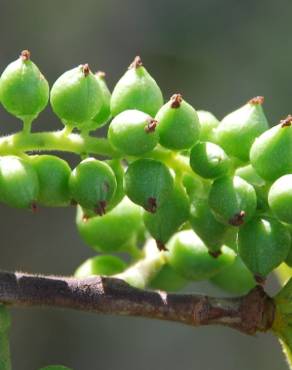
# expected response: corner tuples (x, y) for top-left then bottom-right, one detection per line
(0, 271), (275, 335)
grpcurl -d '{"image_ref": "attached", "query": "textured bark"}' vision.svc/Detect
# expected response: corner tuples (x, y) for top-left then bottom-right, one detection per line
(0, 271), (275, 335)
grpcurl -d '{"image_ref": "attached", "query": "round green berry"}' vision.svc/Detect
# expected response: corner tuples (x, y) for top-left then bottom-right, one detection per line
(111, 56), (163, 117)
(190, 141), (231, 179)
(106, 159), (125, 211)
(238, 216), (291, 277)
(268, 175), (292, 224)
(30, 155), (71, 207)
(108, 109), (159, 155)
(235, 164), (265, 187)
(50, 64), (102, 127)
(250, 116), (292, 181)
(70, 158), (117, 214)
(208, 175), (257, 226)
(149, 264), (187, 292)
(155, 94), (200, 150)
(0, 155), (39, 209)
(82, 71), (111, 132)
(76, 197), (143, 252)
(75, 255), (127, 277)
(210, 256), (256, 295)
(189, 196), (228, 255)
(167, 230), (235, 281)
(0, 50), (49, 121)
(197, 110), (219, 142)
(124, 158), (173, 212)
(215, 96), (269, 161)
(143, 183), (189, 248)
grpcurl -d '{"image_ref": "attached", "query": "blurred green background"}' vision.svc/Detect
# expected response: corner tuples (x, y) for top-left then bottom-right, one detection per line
(0, 0), (290, 369)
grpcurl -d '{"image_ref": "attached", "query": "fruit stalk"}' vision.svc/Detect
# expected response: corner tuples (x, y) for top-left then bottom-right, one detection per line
(0, 270), (274, 335)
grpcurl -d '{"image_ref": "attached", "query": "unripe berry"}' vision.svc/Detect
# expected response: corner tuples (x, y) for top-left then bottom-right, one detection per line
(190, 141), (231, 179)
(149, 264), (187, 292)
(189, 196), (228, 255)
(143, 183), (189, 249)
(108, 110), (159, 155)
(124, 159), (173, 212)
(208, 175), (257, 226)
(215, 96), (269, 161)
(106, 159), (125, 211)
(238, 217), (291, 277)
(76, 197), (143, 252)
(155, 94), (200, 150)
(250, 115), (292, 181)
(82, 71), (111, 132)
(111, 56), (163, 117)
(268, 175), (292, 224)
(210, 256), (256, 295)
(197, 110), (219, 142)
(0, 50), (49, 121)
(0, 156), (39, 209)
(70, 158), (117, 214)
(75, 255), (126, 277)
(30, 155), (71, 207)
(50, 64), (102, 127)
(167, 230), (235, 281)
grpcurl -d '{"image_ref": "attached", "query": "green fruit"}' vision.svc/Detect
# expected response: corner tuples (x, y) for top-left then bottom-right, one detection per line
(235, 164), (268, 211)
(76, 197), (143, 252)
(82, 71), (111, 132)
(208, 175), (257, 226)
(235, 164), (265, 187)
(124, 159), (173, 212)
(30, 155), (71, 207)
(143, 183), (189, 248)
(50, 64), (102, 126)
(167, 230), (235, 281)
(75, 255), (126, 277)
(0, 156), (39, 209)
(106, 159), (125, 211)
(70, 158), (117, 214)
(268, 175), (292, 224)
(155, 94), (200, 150)
(190, 141), (231, 179)
(238, 216), (291, 277)
(197, 110), (219, 142)
(210, 256), (256, 295)
(250, 115), (292, 181)
(108, 109), (159, 155)
(0, 50), (49, 121)
(149, 264), (187, 292)
(189, 196), (228, 254)
(215, 96), (269, 161)
(111, 56), (163, 117)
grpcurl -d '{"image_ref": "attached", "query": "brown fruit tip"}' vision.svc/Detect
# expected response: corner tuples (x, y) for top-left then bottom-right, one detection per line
(248, 96), (264, 105)
(95, 200), (107, 216)
(254, 274), (266, 286)
(144, 119), (158, 133)
(229, 210), (245, 226)
(20, 50), (31, 61)
(156, 240), (168, 251)
(280, 115), (292, 128)
(145, 197), (157, 213)
(208, 250), (222, 258)
(31, 202), (37, 213)
(96, 71), (106, 79)
(170, 93), (183, 108)
(129, 56), (143, 69)
(82, 64), (90, 76)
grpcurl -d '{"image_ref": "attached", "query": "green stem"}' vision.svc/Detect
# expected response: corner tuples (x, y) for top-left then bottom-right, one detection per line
(0, 131), (195, 178)
(0, 305), (11, 370)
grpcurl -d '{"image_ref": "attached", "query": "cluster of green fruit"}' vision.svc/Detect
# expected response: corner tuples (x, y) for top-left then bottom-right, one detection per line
(1, 50), (292, 296)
